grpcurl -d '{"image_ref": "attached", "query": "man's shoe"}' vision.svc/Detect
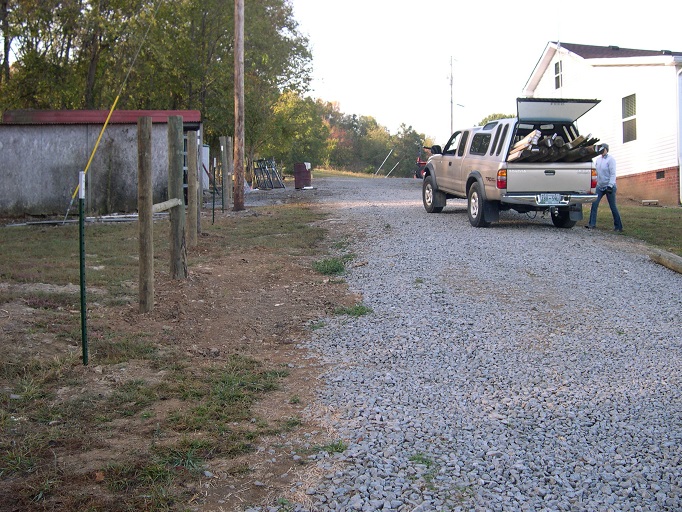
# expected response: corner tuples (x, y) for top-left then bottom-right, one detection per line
(614, 228), (623, 232)
(584, 225), (595, 229)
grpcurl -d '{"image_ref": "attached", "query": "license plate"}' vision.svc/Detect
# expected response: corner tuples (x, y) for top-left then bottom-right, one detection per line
(537, 193), (562, 205)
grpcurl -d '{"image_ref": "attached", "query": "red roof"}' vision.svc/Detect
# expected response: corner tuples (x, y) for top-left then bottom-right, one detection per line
(1, 110), (201, 125)
(556, 42), (682, 59)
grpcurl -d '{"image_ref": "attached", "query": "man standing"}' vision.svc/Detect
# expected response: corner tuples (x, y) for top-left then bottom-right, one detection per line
(586, 143), (623, 232)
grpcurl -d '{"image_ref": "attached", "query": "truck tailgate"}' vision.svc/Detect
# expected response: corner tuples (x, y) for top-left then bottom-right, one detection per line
(506, 165), (593, 193)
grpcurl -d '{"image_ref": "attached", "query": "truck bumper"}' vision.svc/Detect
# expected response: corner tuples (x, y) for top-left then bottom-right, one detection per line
(501, 193), (597, 207)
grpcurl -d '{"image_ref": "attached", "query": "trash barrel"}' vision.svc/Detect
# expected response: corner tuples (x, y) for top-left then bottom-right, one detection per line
(293, 162), (311, 189)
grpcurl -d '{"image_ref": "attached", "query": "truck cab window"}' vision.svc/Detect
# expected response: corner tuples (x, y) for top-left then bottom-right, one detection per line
(443, 132), (462, 155)
(490, 125), (502, 155)
(457, 131), (469, 157)
(470, 133), (492, 155)
(495, 124), (509, 156)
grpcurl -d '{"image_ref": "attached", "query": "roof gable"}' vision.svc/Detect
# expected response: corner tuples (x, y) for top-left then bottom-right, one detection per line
(557, 42), (682, 59)
(523, 41), (682, 96)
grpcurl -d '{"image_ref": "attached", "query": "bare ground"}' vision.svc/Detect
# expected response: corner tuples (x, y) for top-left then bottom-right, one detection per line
(0, 186), (359, 511)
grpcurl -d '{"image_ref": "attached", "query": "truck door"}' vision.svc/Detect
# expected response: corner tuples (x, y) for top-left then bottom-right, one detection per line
(452, 130), (470, 194)
(433, 131), (464, 192)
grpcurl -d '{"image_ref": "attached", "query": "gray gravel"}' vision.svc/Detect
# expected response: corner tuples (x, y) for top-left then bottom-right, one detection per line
(263, 177), (681, 511)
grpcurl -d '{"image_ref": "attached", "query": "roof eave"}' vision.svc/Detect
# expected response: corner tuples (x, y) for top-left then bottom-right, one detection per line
(523, 43), (556, 97)
(587, 55), (682, 67)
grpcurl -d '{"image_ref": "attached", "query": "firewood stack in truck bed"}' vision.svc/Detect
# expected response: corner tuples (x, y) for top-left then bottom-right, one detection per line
(507, 129), (601, 163)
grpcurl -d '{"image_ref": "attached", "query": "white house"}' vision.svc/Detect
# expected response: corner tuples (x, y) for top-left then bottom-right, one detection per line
(523, 42), (682, 206)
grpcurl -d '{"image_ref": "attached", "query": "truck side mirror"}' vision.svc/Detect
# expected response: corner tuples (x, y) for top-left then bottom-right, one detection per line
(431, 145), (442, 154)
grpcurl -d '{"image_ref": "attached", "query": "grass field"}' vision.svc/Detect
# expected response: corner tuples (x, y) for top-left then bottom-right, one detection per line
(584, 200), (682, 257)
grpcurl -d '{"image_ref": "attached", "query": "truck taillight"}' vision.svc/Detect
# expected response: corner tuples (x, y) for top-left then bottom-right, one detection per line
(591, 168), (597, 191)
(497, 169), (507, 189)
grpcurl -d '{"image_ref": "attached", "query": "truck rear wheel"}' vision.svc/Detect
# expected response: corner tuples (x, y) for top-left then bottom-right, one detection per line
(422, 175), (444, 213)
(551, 210), (577, 228)
(467, 182), (490, 227)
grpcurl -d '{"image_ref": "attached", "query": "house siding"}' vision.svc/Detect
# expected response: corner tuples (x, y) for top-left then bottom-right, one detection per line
(528, 47), (681, 205)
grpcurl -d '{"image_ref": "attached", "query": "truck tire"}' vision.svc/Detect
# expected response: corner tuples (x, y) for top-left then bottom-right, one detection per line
(551, 210), (577, 228)
(422, 175), (444, 213)
(467, 182), (490, 227)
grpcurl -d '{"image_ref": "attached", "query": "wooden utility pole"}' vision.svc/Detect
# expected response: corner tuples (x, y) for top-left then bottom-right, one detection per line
(168, 115), (187, 279)
(233, 0), (245, 211)
(137, 116), (154, 313)
(187, 130), (198, 247)
(450, 56), (453, 135)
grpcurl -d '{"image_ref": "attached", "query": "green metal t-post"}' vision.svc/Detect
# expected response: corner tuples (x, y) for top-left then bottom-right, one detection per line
(79, 171), (89, 365)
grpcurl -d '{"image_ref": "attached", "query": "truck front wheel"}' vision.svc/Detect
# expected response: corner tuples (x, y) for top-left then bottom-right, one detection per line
(467, 182), (490, 227)
(422, 175), (444, 213)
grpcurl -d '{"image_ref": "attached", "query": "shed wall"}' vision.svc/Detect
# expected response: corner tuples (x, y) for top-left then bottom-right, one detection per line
(0, 123), (170, 216)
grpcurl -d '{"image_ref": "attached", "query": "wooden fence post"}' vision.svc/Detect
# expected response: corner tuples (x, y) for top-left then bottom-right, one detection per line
(226, 136), (234, 207)
(168, 116), (187, 279)
(138, 116), (154, 313)
(187, 130), (198, 247)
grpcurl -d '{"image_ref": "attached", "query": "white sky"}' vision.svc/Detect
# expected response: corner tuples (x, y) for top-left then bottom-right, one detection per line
(290, 0), (682, 143)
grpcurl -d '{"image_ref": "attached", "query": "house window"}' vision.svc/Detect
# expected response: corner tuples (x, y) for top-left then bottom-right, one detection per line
(656, 171), (665, 180)
(554, 61), (562, 89)
(622, 94), (637, 143)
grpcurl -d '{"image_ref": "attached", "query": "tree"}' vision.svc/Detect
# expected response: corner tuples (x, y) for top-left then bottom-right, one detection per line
(0, 0), (312, 161)
(479, 113), (515, 126)
(259, 90), (328, 170)
(388, 124), (427, 178)
(0, 0), (12, 85)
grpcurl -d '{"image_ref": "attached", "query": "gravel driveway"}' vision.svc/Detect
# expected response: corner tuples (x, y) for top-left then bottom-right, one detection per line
(289, 176), (681, 511)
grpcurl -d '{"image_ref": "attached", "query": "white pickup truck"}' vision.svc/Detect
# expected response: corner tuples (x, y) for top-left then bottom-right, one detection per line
(422, 98), (601, 228)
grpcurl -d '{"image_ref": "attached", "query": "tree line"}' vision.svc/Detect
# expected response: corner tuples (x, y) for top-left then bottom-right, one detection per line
(0, 0), (430, 178)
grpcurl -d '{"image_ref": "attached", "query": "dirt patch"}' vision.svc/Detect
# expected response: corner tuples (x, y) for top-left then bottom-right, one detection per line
(0, 188), (358, 511)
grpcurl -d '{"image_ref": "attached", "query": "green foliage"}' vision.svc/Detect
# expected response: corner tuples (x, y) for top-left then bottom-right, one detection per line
(260, 91), (330, 171)
(409, 452), (434, 468)
(318, 440), (347, 454)
(312, 257), (346, 276)
(334, 303), (372, 317)
(389, 123), (427, 178)
(0, 0), (312, 158)
(585, 203), (682, 256)
(2, 0), (440, 178)
(479, 113), (515, 126)
(318, 105), (429, 177)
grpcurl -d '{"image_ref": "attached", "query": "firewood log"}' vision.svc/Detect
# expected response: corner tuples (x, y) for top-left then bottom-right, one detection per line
(524, 146), (549, 162)
(512, 129), (541, 151)
(507, 148), (534, 162)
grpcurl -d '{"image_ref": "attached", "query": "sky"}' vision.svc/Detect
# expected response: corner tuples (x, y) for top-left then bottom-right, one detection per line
(290, 0), (682, 143)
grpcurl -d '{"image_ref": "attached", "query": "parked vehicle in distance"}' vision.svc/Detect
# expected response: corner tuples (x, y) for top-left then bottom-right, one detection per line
(414, 157), (427, 179)
(421, 98), (601, 228)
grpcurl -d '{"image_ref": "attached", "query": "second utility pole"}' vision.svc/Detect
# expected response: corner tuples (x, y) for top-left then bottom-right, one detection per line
(233, 0), (245, 211)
